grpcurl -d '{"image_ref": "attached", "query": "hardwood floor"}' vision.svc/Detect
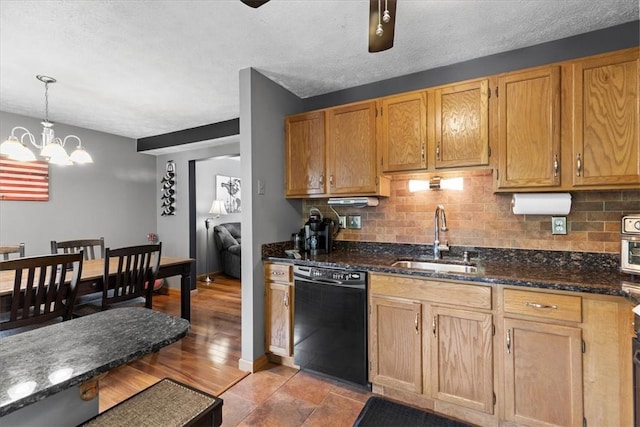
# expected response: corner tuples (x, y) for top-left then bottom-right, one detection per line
(99, 274), (373, 426)
(99, 274), (249, 412)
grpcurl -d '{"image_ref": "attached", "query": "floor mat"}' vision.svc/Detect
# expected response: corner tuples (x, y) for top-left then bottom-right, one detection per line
(353, 396), (472, 427)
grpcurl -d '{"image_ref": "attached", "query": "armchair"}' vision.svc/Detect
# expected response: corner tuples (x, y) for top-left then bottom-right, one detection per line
(213, 222), (241, 279)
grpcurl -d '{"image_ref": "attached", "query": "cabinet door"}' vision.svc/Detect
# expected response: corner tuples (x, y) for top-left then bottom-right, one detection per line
(571, 49), (640, 187)
(285, 111), (326, 197)
(496, 67), (561, 189)
(369, 296), (422, 393)
(430, 306), (494, 414)
(326, 101), (379, 194)
(266, 282), (292, 356)
(381, 92), (427, 172)
(435, 79), (489, 168)
(504, 318), (583, 427)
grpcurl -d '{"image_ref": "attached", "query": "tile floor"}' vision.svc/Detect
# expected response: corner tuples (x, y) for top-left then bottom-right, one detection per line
(220, 363), (373, 427)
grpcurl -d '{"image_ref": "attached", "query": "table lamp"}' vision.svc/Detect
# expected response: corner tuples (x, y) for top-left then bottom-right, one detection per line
(204, 200), (228, 282)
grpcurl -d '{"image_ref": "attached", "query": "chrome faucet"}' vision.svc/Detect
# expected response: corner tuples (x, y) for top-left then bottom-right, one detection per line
(434, 204), (449, 259)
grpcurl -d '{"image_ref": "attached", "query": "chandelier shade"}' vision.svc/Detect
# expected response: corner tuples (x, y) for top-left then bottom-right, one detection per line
(0, 75), (93, 165)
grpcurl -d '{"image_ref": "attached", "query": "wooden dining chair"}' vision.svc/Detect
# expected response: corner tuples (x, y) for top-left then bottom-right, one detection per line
(74, 243), (162, 316)
(51, 237), (105, 260)
(0, 252), (83, 337)
(0, 243), (25, 260)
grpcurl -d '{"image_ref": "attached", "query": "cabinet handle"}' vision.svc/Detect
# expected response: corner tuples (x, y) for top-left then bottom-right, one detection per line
(329, 175), (334, 186)
(432, 315), (436, 336)
(283, 292), (289, 308)
(271, 271), (285, 276)
(576, 153), (582, 177)
(436, 142), (441, 160)
(319, 175), (324, 185)
(506, 329), (511, 354)
(525, 302), (558, 310)
(415, 312), (420, 335)
(553, 154), (559, 177)
(421, 145), (425, 161)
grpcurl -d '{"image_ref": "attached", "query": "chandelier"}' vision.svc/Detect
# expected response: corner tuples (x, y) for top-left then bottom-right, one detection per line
(0, 75), (93, 165)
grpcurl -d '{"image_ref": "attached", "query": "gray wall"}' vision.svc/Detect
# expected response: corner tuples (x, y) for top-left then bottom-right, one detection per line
(195, 156), (242, 276)
(155, 140), (239, 288)
(239, 68), (303, 365)
(0, 110), (156, 255)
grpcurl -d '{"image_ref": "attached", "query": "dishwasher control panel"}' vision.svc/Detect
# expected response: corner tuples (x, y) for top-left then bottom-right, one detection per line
(293, 265), (366, 284)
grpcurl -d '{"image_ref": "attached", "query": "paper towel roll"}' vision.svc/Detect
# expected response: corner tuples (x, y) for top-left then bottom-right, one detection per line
(511, 193), (572, 215)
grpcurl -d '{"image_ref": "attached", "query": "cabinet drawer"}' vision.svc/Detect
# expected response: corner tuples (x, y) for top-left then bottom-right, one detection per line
(503, 289), (582, 322)
(264, 263), (292, 283)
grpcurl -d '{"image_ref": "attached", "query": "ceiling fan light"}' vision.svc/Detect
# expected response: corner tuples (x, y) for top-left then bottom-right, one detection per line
(70, 145), (93, 164)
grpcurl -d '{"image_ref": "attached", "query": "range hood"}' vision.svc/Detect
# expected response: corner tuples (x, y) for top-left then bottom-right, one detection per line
(327, 197), (379, 208)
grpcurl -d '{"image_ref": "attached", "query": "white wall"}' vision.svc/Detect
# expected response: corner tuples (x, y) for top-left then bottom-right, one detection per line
(195, 156), (242, 275)
(239, 68), (304, 366)
(0, 111), (156, 255)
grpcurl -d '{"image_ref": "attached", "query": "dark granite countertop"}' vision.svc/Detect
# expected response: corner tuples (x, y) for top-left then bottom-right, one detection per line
(263, 241), (640, 302)
(0, 307), (189, 417)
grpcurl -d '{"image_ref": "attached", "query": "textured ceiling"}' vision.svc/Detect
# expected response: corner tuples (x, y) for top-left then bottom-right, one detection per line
(1, 0), (638, 140)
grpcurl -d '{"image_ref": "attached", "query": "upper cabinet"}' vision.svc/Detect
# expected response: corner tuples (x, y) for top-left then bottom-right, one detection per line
(326, 101), (389, 195)
(285, 111), (326, 197)
(380, 91), (427, 172)
(434, 79), (490, 169)
(285, 48), (639, 197)
(570, 49), (640, 188)
(495, 66), (561, 189)
(285, 102), (390, 198)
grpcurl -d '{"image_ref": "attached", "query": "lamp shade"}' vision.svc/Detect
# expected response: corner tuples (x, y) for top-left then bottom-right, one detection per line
(209, 199), (228, 216)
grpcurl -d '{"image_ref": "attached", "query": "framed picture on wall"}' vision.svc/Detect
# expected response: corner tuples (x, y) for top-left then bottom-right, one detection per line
(216, 175), (241, 213)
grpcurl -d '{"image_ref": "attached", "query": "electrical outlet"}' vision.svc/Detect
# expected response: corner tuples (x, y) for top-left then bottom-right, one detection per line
(347, 215), (361, 229)
(338, 215), (347, 229)
(551, 216), (567, 235)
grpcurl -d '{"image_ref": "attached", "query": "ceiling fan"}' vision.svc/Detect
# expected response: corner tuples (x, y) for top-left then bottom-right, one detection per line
(240, 0), (397, 52)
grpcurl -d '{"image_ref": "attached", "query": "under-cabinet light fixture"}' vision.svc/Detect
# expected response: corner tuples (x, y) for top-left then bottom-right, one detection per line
(408, 176), (464, 192)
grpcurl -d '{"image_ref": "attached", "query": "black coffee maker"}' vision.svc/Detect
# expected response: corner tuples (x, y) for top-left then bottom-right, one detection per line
(302, 211), (333, 254)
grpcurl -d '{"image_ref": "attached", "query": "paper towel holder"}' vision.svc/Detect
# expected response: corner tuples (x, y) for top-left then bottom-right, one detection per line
(511, 192), (572, 215)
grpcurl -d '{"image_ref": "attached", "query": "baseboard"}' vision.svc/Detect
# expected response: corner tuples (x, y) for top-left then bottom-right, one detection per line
(238, 355), (270, 373)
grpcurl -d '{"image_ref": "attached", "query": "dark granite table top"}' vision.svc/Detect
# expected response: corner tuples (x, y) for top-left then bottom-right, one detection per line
(0, 307), (189, 417)
(263, 241), (640, 303)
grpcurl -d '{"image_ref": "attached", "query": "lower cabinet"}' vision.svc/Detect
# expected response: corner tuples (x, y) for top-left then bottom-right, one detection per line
(430, 306), (494, 414)
(264, 263), (293, 358)
(369, 273), (634, 427)
(369, 296), (423, 394)
(503, 318), (583, 427)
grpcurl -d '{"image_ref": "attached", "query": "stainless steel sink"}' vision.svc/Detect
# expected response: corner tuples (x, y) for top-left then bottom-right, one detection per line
(391, 260), (478, 274)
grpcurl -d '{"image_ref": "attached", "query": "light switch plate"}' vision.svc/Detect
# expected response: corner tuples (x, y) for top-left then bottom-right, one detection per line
(551, 216), (567, 235)
(338, 215), (347, 229)
(347, 215), (361, 229)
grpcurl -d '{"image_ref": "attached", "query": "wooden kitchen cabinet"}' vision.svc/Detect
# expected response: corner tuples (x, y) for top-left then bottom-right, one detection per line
(380, 91), (427, 172)
(326, 101), (390, 196)
(495, 66), (561, 189)
(430, 306), (494, 415)
(503, 318), (583, 427)
(434, 79), (489, 169)
(569, 48), (640, 188)
(264, 263), (293, 358)
(369, 295), (423, 394)
(502, 288), (583, 427)
(285, 111), (326, 197)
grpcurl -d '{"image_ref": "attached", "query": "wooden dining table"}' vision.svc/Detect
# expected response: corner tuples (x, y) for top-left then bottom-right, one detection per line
(0, 256), (195, 321)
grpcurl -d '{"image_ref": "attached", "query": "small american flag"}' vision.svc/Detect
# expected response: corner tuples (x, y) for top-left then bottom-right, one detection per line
(0, 158), (49, 201)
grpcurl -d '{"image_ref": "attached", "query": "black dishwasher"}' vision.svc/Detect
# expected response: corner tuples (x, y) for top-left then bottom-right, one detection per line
(293, 265), (369, 388)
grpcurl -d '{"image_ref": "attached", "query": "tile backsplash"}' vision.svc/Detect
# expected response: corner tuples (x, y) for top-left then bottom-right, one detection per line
(302, 171), (640, 254)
